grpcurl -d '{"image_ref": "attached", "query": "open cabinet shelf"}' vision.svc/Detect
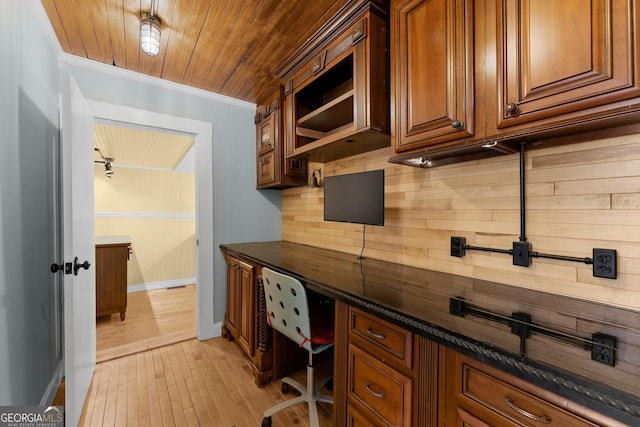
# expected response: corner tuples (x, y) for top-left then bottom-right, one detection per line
(280, 1), (390, 163)
(297, 90), (354, 135)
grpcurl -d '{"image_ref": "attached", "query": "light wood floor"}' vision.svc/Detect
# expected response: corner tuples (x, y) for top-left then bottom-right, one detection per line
(96, 285), (197, 363)
(80, 338), (335, 426)
(86, 284), (334, 426)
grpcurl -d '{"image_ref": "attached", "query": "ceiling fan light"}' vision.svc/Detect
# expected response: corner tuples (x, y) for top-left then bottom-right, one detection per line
(104, 159), (114, 178)
(140, 13), (161, 57)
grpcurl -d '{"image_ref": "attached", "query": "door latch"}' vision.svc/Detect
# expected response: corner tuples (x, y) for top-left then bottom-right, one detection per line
(50, 262), (73, 275)
(73, 257), (91, 275)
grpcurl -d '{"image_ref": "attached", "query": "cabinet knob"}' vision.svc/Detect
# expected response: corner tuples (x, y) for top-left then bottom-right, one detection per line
(260, 157), (269, 164)
(505, 103), (519, 114)
(451, 120), (463, 129)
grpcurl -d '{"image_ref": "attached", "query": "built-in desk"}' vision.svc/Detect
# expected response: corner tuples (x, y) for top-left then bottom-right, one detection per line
(220, 241), (639, 426)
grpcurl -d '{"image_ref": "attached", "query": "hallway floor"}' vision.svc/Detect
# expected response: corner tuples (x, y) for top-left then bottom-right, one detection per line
(85, 284), (334, 426)
(80, 338), (334, 426)
(96, 285), (196, 363)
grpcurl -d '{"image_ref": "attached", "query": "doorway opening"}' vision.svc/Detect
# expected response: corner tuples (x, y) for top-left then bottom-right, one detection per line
(93, 120), (197, 362)
(86, 100), (216, 353)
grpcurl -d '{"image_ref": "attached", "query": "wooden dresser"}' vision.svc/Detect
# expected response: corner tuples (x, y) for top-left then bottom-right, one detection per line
(95, 236), (131, 321)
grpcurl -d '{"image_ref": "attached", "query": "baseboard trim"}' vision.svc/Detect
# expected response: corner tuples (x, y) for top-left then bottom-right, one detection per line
(199, 322), (223, 341)
(128, 278), (196, 293)
(40, 360), (64, 406)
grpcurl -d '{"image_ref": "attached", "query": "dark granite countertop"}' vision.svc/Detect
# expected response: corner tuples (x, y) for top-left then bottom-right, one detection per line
(221, 240), (640, 424)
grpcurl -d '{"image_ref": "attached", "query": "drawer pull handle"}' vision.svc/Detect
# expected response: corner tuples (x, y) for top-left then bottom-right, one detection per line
(366, 328), (385, 340)
(365, 382), (385, 399)
(504, 397), (550, 423)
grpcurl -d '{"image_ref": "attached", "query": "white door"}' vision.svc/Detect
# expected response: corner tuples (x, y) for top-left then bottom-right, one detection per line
(60, 73), (96, 425)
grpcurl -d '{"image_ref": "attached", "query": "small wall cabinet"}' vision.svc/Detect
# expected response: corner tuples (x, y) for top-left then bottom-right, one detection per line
(279, 0), (390, 163)
(95, 241), (130, 320)
(255, 87), (307, 189)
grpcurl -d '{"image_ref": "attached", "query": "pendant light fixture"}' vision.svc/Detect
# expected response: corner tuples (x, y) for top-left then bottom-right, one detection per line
(140, 0), (161, 57)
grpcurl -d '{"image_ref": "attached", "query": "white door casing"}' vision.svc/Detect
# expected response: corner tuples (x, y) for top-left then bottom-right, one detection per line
(60, 73), (96, 425)
(86, 100), (215, 340)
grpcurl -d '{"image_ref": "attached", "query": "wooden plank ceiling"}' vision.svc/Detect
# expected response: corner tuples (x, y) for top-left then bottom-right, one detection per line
(94, 123), (194, 170)
(41, 0), (349, 104)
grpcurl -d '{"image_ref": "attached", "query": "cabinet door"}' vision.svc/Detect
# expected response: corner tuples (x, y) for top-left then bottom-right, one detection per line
(237, 261), (255, 357)
(225, 257), (241, 339)
(392, 0), (475, 152)
(257, 151), (277, 188)
(256, 87), (307, 189)
(226, 257), (255, 357)
(496, 0), (640, 129)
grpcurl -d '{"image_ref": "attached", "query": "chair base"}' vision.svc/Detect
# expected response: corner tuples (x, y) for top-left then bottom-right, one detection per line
(262, 353), (333, 427)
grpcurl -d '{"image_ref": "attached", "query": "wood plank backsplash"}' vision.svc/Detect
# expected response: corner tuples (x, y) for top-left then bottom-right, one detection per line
(282, 136), (640, 311)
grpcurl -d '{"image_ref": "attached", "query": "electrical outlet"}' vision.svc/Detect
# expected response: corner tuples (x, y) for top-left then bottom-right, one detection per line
(593, 249), (617, 279)
(591, 333), (616, 366)
(512, 241), (531, 267)
(450, 236), (466, 257)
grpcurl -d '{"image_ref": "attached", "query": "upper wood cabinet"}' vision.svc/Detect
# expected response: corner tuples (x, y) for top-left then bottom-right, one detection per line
(493, 0), (640, 132)
(392, 0), (475, 152)
(278, 1), (390, 163)
(389, 0), (640, 168)
(255, 87), (307, 189)
(389, 0), (519, 167)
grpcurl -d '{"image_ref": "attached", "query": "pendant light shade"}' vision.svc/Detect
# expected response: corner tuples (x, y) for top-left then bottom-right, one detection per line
(140, 12), (161, 57)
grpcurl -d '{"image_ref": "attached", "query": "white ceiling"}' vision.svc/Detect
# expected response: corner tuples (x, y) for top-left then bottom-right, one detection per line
(94, 122), (195, 171)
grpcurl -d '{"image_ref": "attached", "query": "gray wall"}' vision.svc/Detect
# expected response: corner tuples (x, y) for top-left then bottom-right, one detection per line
(65, 64), (282, 324)
(1, 0), (283, 405)
(0, 1), (62, 404)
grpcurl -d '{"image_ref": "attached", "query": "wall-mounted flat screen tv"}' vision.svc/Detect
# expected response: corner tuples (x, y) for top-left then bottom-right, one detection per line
(323, 170), (384, 226)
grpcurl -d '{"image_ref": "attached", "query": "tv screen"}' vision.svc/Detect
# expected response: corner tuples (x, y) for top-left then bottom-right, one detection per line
(324, 170), (385, 226)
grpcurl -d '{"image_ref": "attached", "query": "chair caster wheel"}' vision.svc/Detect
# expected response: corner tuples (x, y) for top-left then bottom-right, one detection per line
(281, 382), (289, 394)
(262, 416), (272, 427)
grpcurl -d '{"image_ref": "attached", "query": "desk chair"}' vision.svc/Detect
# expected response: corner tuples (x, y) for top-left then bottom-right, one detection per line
(261, 267), (334, 427)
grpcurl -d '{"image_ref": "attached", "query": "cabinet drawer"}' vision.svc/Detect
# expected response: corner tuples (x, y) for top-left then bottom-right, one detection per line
(461, 362), (598, 427)
(348, 344), (412, 427)
(347, 402), (386, 427)
(349, 307), (412, 369)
